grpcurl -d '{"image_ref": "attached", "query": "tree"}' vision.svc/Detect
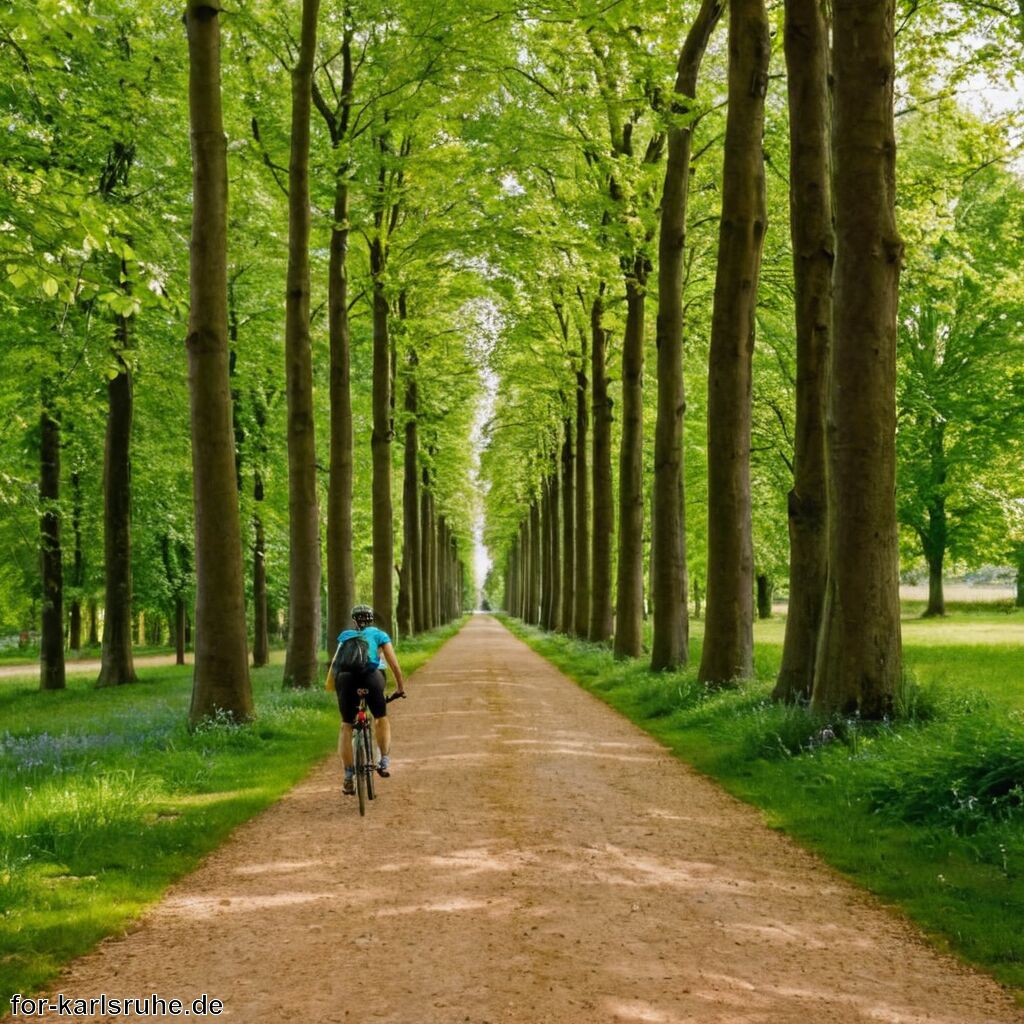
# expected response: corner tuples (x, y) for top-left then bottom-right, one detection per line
(185, 0), (253, 725)
(772, 0), (833, 701)
(698, 0), (770, 687)
(895, 120), (1024, 616)
(812, 0), (903, 717)
(650, 0), (723, 672)
(282, 0), (322, 689)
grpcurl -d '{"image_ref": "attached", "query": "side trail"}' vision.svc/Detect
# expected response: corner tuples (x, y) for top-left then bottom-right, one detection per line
(11, 616), (1021, 1024)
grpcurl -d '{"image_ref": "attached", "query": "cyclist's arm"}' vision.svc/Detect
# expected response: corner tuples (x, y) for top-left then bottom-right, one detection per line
(379, 642), (405, 693)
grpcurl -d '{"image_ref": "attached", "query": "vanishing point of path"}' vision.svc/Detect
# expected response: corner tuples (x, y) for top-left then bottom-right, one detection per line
(11, 616), (1022, 1024)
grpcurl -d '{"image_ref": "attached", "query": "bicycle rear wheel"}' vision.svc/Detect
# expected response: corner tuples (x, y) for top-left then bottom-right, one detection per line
(361, 727), (376, 802)
(355, 731), (368, 816)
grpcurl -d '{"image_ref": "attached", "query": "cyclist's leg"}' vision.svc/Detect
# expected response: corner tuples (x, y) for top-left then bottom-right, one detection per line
(340, 724), (355, 771)
(365, 670), (392, 774)
(336, 674), (359, 791)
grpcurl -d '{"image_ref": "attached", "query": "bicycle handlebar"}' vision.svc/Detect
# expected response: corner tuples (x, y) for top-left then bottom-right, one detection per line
(385, 691), (407, 703)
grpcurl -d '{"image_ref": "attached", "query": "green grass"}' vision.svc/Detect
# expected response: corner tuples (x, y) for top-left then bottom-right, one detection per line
(504, 609), (1024, 996)
(0, 622), (460, 1009)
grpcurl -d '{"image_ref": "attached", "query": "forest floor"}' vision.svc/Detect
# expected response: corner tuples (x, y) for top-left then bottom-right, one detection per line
(8, 615), (1022, 1024)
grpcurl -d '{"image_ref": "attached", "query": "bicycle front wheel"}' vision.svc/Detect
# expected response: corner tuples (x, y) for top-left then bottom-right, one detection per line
(355, 731), (368, 816)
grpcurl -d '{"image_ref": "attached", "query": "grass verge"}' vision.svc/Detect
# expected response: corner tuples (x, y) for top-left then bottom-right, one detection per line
(502, 614), (1024, 997)
(0, 621), (461, 1009)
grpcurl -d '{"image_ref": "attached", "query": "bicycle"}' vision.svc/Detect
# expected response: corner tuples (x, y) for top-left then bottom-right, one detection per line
(352, 687), (405, 816)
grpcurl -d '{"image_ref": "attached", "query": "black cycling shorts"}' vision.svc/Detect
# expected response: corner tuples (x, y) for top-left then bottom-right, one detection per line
(336, 669), (387, 725)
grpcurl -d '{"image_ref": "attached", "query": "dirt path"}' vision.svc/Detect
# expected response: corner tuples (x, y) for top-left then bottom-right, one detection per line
(12, 616), (1022, 1023)
(0, 654), (189, 680)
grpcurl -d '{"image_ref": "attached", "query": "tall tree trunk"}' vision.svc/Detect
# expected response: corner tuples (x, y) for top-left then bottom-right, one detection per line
(548, 471), (562, 631)
(430, 489), (440, 627)
(96, 138), (137, 689)
(922, 420), (947, 618)
(185, 0), (253, 724)
(322, 22), (356, 649)
(560, 418), (575, 633)
(420, 469), (435, 629)
(651, 0), (722, 672)
(614, 259), (648, 658)
(402, 350), (422, 634)
(812, 0), (903, 718)
(97, 295), (138, 687)
(282, 0), (322, 688)
(370, 241), (394, 633)
(773, 0), (833, 703)
(252, 470), (269, 666)
(69, 470), (83, 652)
(175, 596), (186, 666)
(1015, 546), (1024, 608)
(88, 599), (98, 646)
(922, 500), (948, 619)
(756, 574), (773, 619)
(39, 387), (65, 691)
(574, 341), (590, 637)
(589, 290), (614, 643)
(698, 0), (769, 687)
(528, 501), (542, 625)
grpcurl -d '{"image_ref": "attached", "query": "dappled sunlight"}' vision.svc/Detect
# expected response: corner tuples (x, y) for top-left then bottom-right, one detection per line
(374, 895), (514, 918)
(601, 999), (677, 1023)
(504, 743), (659, 764)
(231, 859), (323, 877)
(502, 736), (636, 750)
(160, 890), (330, 919)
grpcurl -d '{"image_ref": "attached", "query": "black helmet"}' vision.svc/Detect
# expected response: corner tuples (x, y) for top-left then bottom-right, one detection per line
(350, 604), (374, 623)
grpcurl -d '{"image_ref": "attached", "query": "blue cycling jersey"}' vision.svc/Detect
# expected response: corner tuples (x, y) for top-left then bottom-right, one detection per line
(336, 626), (391, 670)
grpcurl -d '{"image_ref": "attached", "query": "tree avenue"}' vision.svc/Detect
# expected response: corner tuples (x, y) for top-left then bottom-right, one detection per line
(0, 0), (1021, 727)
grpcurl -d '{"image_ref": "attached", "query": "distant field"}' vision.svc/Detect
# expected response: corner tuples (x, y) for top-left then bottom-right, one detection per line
(899, 583), (1016, 602)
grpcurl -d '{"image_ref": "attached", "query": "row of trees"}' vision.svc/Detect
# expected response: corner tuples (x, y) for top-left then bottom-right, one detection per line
(2, 1), (489, 720)
(2, 0), (1022, 722)
(482, 0), (1023, 715)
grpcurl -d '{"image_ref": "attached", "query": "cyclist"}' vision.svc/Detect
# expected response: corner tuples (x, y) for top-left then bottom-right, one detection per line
(334, 604), (406, 796)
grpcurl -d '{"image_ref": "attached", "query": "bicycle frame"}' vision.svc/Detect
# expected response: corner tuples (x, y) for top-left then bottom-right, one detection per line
(348, 685), (405, 816)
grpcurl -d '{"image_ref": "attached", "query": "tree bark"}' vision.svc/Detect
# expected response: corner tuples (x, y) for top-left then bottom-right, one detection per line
(560, 418), (575, 633)
(97, 296), (138, 687)
(589, 290), (614, 643)
(529, 501), (542, 625)
(39, 387), (65, 691)
(282, 0), (322, 688)
(651, 0), (722, 672)
(421, 469), (435, 628)
(574, 340), (590, 637)
(185, 0), (253, 724)
(698, 0), (769, 687)
(253, 470), (270, 666)
(69, 470), (83, 652)
(811, 0), (903, 718)
(773, 0), (833, 703)
(922, 420), (947, 618)
(370, 241), (394, 634)
(175, 595), (186, 666)
(402, 350), (423, 634)
(614, 258), (648, 659)
(756, 574), (773, 619)
(322, 22), (356, 649)
(548, 470), (562, 631)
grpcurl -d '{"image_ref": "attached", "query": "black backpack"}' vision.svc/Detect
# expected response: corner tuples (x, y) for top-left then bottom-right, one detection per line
(336, 634), (370, 675)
